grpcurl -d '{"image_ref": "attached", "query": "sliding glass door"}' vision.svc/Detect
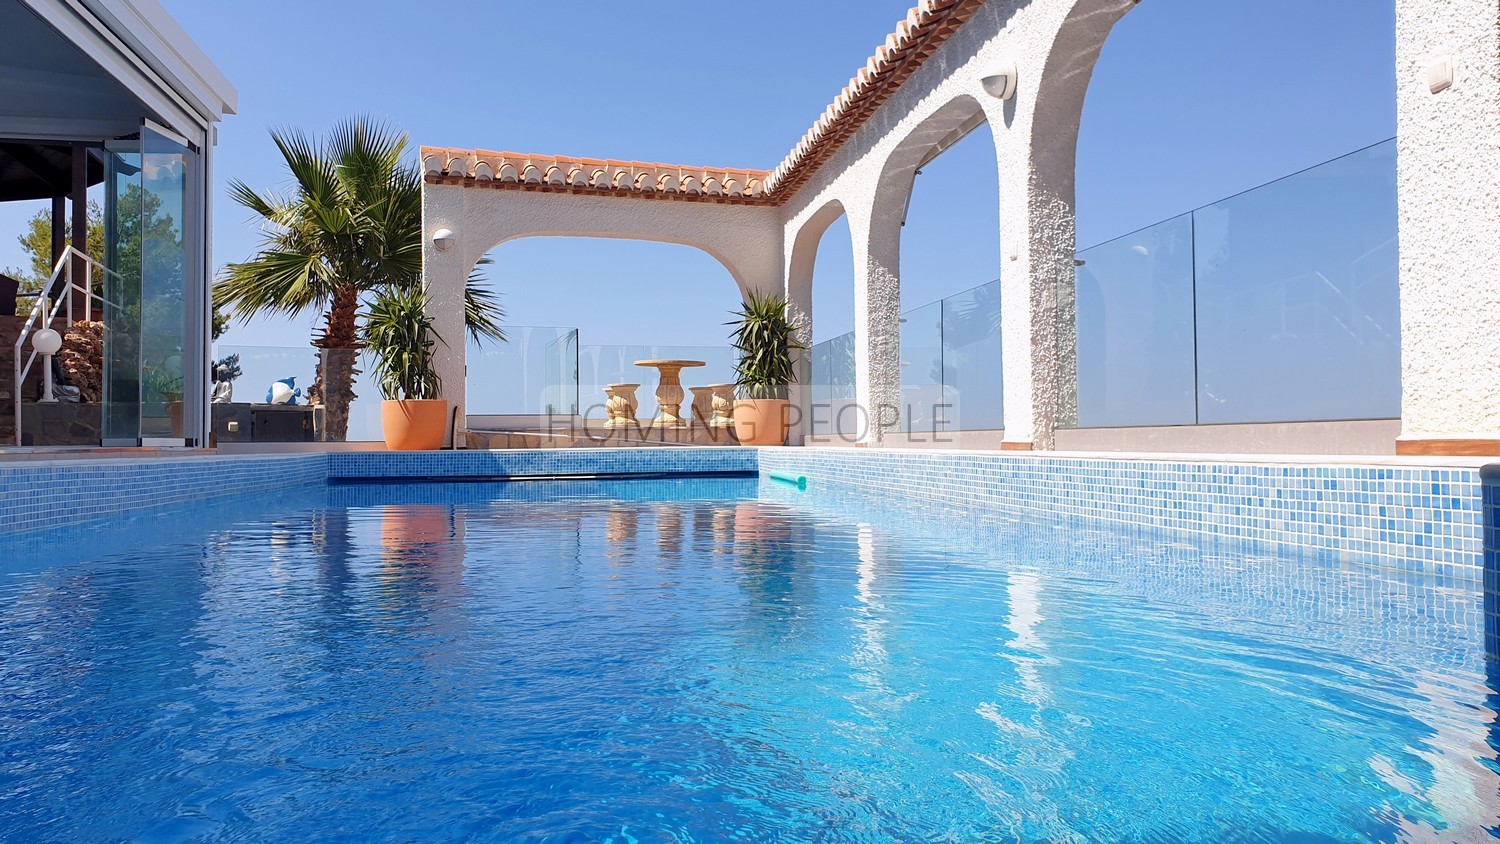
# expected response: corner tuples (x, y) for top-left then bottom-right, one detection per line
(102, 122), (205, 446)
(102, 142), (141, 445)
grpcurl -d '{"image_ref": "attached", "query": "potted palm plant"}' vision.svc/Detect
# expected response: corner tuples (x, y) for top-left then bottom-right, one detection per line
(366, 284), (447, 451)
(727, 290), (804, 446)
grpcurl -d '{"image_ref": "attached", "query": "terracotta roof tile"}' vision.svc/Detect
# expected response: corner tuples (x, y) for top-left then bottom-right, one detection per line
(764, 0), (985, 197)
(421, 0), (984, 206)
(420, 148), (772, 204)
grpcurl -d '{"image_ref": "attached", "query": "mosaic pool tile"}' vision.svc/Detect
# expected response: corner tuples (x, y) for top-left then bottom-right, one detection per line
(761, 449), (1493, 580)
(0, 454), (325, 538)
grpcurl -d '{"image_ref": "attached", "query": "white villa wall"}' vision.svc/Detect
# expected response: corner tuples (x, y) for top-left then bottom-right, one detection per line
(780, 0), (1134, 448)
(1394, 0), (1500, 452)
(423, 0), (1500, 455)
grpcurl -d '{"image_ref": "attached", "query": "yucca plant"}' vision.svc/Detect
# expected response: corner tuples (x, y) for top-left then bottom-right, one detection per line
(365, 284), (441, 401)
(728, 290), (805, 400)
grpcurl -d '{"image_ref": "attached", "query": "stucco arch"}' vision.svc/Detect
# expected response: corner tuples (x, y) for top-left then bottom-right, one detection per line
(468, 230), (756, 302)
(784, 197), (850, 442)
(1028, 0), (1139, 188)
(421, 183), (782, 443)
(785, 197), (849, 333)
(869, 93), (989, 233)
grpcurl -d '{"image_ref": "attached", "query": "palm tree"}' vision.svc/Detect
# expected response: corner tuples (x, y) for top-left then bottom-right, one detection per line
(216, 117), (504, 440)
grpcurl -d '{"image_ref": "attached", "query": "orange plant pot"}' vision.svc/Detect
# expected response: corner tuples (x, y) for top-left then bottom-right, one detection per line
(381, 399), (449, 451)
(732, 398), (789, 446)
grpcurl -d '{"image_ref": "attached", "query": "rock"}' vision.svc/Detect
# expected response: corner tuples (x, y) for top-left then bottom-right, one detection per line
(60, 320), (104, 403)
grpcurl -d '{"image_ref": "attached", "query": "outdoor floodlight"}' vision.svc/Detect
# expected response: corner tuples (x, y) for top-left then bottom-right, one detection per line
(981, 63), (1017, 101)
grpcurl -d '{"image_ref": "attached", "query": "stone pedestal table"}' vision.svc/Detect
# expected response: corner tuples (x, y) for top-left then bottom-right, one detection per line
(634, 359), (705, 427)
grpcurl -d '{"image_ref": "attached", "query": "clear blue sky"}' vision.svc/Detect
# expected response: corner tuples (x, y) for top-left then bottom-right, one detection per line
(0, 0), (1395, 348)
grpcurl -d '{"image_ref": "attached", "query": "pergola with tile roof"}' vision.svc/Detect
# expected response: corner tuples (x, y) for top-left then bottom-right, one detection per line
(422, 0), (1500, 455)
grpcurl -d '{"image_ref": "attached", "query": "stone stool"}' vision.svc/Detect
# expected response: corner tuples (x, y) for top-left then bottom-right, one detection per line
(603, 383), (640, 428)
(709, 384), (736, 427)
(689, 386), (715, 426)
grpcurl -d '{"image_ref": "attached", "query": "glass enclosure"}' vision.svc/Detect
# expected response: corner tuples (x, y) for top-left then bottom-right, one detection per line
(465, 327), (580, 417)
(102, 144), (142, 444)
(138, 127), (194, 440)
(941, 282), (1004, 432)
(215, 335), (740, 439)
(809, 332), (857, 438)
(1072, 214), (1196, 427)
(1065, 140), (1399, 428)
(101, 122), (205, 445)
(900, 301), (945, 434)
(1192, 142), (1399, 423)
(809, 279), (1003, 439)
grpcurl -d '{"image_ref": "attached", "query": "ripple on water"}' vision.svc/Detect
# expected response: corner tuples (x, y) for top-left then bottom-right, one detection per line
(0, 479), (1496, 841)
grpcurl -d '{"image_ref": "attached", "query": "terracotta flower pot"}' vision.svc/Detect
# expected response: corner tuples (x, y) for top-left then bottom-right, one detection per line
(382, 399), (449, 451)
(733, 398), (789, 446)
(166, 400), (183, 438)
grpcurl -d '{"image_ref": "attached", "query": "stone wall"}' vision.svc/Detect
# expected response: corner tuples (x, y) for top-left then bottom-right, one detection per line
(20, 402), (102, 446)
(0, 315), (77, 445)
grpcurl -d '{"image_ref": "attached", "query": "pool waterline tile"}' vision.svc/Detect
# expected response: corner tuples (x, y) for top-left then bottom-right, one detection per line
(0, 447), (1493, 582)
(760, 448), (1494, 581)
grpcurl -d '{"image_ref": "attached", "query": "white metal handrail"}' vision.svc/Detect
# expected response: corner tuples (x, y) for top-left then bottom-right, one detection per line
(12, 247), (121, 446)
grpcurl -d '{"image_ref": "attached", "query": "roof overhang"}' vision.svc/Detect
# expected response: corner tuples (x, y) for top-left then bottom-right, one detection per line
(17, 0), (236, 145)
(421, 150), (774, 206)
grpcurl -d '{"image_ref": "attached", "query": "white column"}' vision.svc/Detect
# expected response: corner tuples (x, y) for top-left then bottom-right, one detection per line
(993, 122), (1077, 452)
(784, 278), (814, 447)
(848, 204), (903, 445)
(1395, 0), (1500, 453)
(420, 188), (472, 448)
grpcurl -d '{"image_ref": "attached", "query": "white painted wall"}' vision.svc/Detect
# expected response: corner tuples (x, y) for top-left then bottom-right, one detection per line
(1394, 0), (1500, 445)
(780, 0), (1134, 448)
(422, 0), (1500, 453)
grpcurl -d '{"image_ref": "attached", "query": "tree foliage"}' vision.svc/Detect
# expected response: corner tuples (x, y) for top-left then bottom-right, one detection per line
(4, 201), (105, 289)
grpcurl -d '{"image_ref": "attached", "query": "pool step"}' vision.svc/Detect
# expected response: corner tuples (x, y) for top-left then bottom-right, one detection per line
(466, 424), (740, 450)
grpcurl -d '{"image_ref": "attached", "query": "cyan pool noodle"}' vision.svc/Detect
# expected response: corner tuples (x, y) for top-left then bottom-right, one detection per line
(769, 471), (807, 489)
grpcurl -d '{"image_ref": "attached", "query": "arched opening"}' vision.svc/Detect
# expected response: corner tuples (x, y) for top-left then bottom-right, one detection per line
(795, 202), (855, 441)
(1068, 0), (1399, 448)
(896, 116), (1001, 441)
(847, 92), (998, 443)
(464, 236), (744, 426)
(809, 215), (854, 342)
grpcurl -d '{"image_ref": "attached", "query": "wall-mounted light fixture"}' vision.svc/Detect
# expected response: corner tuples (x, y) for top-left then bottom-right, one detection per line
(432, 228), (455, 252)
(981, 62), (1017, 101)
(1428, 55), (1453, 94)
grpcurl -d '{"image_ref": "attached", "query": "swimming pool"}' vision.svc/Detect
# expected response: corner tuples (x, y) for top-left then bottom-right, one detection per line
(2, 474), (1497, 841)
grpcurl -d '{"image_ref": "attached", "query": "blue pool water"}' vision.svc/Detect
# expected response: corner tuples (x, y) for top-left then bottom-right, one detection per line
(2, 477), (1498, 842)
